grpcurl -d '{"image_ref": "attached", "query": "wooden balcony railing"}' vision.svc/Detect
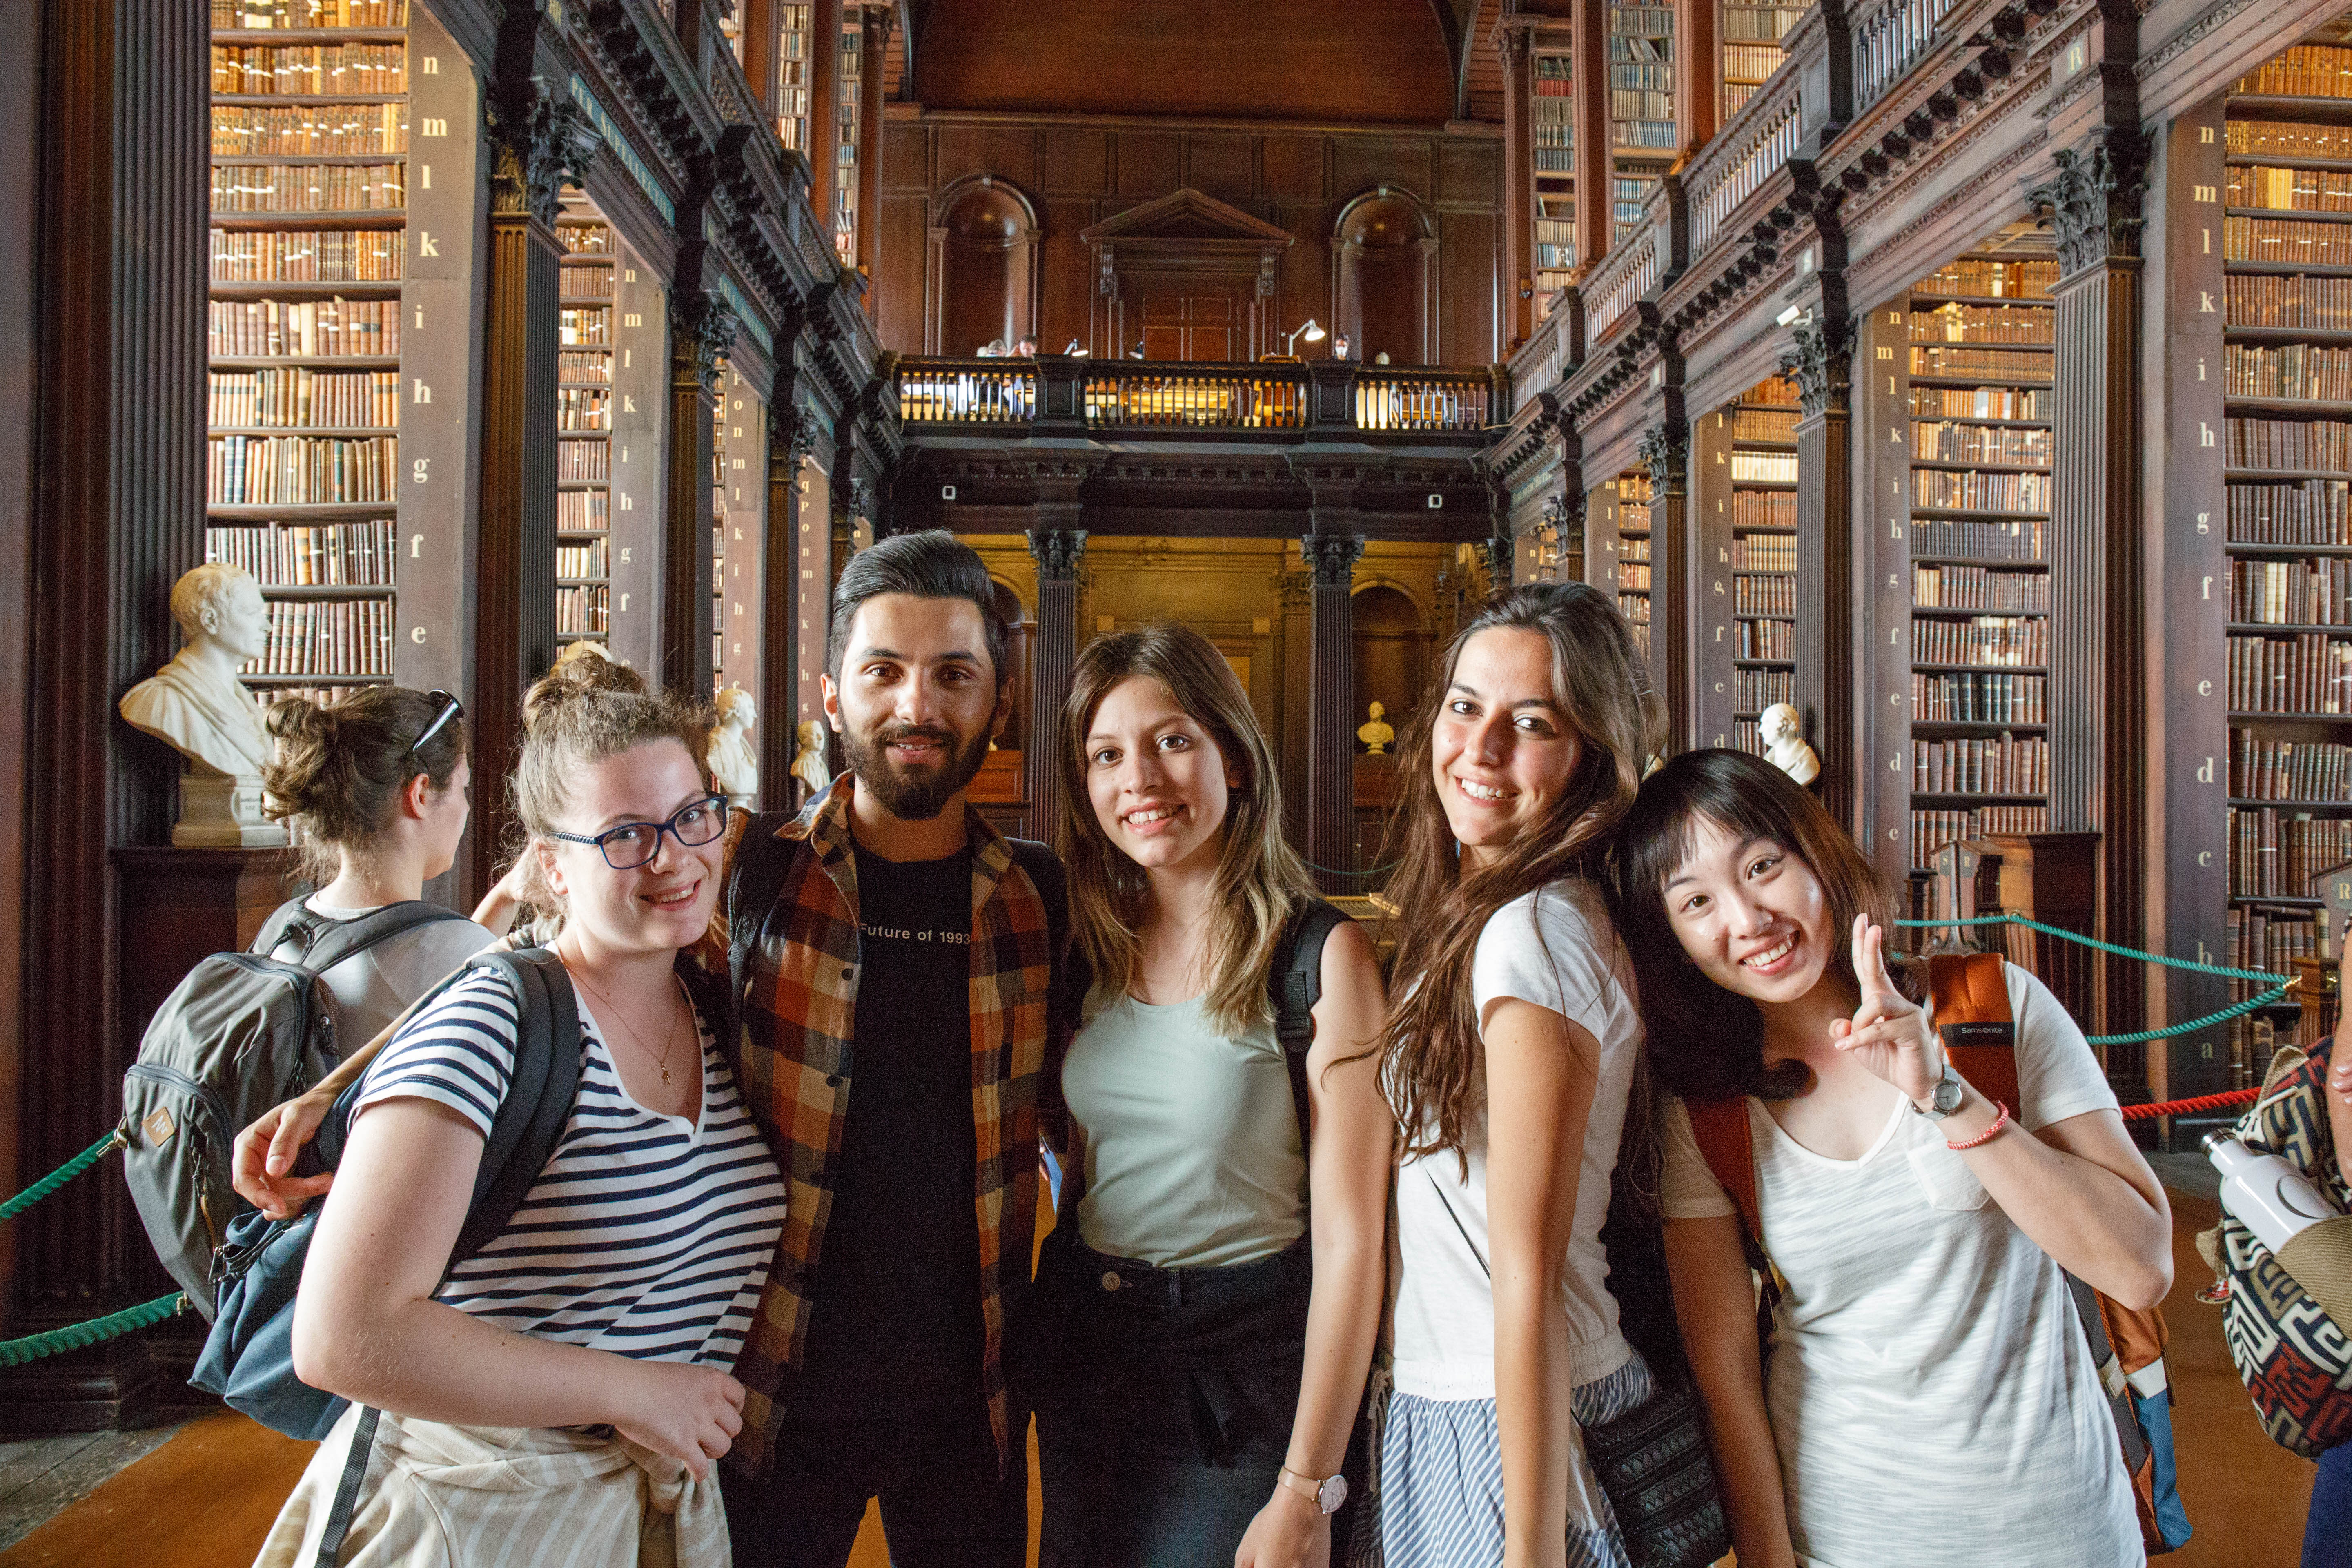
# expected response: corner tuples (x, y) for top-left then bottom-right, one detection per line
(1688, 78), (1804, 256)
(1853, 0), (1965, 111)
(1586, 225), (1661, 345)
(896, 358), (1494, 436)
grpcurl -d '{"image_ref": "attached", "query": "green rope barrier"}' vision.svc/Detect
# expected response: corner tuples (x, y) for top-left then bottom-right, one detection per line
(2087, 985), (2291, 1047)
(0, 1293), (183, 1369)
(0, 1130), (125, 1223)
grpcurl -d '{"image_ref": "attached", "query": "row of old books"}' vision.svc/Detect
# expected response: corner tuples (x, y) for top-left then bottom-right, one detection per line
(2224, 273), (2352, 330)
(1913, 564), (2048, 610)
(2227, 416), (2352, 472)
(1910, 806), (2050, 871)
(2230, 808), (2352, 898)
(2225, 215), (2352, 269)
(556, 540), (609, 579)
(560, 307), (613, 347)
(1914, 421), (2049, 466)
(2234, 45), (2352, 98)
(1911, 385), (2049, 421)
(2235, 732), (2352, 801)
(2226, 343), (2352, 401)
(1731, 490), (1796, 528)
(1913, 258), (2056, 298)
(2231, 555), (2352, 625)
(212, 43), (405, 96)
(212, 104), (405, 158)
(1733, 535), (1795, 572)
(211, 164), (404, 214)
(1908, 305), (2055, 345)
(560, 265), (615, 300)
(557, 490), (609, 530)
(1911, 671), (2047, 724)
(1911, 517), (2044, 560)
(1909, 345), (2051, 383)
(559, 350), (611, 384)
(1731, 450), (1797, 482)
(556, 586), (610, 636)
(2227, 631), (2352, 712)
(556, 388), (610, 432)
(212, 228), (402, 283)
(209, 434), (396, 506)
(208, 368), (398, 429)
(1736, 668), (1794, 710)
(2226, 908), (2317, 1006)
(238, 599), (394, 677)
(1914, 468), (2050, 512)
(1735, 576), (1795, 615)
(1912, 616), (2047, 667)
(1731, 407), (1797, 441)
(2225, 477), (2352, 538)
(2227, 117), (2352, 158)
(210, 297), (399, 358)
(1914, 734), (2047, 795)
(1738, 619), (1793, 660)
(206, 520), (396, 586)
(213, 1), (407, 25)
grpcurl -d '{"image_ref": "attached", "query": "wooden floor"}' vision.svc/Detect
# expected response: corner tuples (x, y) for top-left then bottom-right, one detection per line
(0, 1187), (2316, 1568)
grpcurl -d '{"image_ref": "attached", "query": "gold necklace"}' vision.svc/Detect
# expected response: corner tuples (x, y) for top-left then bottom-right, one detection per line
(564, 962), (685, 1087)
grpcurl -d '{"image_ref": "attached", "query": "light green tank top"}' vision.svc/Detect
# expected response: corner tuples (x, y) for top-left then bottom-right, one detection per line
(1062, 992), (1307, 1270)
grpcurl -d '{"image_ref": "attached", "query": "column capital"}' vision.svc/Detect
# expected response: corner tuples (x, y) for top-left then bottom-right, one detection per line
(1302, 533), (1367, 588)
(2028, 131), (2148, 278)
(1636, 423), (1688, 493)
(486, 86), (599, 227)
(1028, 528), (1088, 581)
(1481, 532), (1513, 587)
(672, 290), (742, 397)
(1779, 318), (1854, 421)
(769, 400), (816, 466)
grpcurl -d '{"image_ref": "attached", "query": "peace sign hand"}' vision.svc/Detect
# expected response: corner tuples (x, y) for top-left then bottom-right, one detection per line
(1829, 915), (1944, 1105)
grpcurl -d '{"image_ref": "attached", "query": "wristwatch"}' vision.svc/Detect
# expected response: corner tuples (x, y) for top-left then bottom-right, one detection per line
(1914, 1058), (1967, 1121)
(1278, 1466), (1348, 1515)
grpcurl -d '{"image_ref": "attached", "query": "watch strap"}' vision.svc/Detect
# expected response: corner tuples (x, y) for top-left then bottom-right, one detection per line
(1278, 1466), (1342, 1513)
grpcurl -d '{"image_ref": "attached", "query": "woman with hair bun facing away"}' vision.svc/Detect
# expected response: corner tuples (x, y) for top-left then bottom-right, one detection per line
(260, 686), (497, 1048)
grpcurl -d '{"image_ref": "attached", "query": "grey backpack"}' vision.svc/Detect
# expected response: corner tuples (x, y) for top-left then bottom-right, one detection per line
(121, 899), (469, 1320)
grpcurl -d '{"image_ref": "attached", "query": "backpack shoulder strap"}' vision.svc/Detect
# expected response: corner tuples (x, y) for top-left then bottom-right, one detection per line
(251, 898), (327, 960)
(1929, 951), (2019, 1109)
(299, 902), (470, 976)
(722, 811), (803, 1031)
(1004, 838), (1070, 957)
(449, 949), (581, 1265)
(1686, 1096), (1762, 1244)
(1272, 898), (1350, 1151)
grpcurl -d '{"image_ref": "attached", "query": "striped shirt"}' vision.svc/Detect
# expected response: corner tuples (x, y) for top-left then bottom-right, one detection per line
(354, 967), (789, 1367)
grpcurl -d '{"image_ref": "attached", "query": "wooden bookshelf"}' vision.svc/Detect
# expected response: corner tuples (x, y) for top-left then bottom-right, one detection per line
(1609, 3), (1674, 246)
(557, 218), (615, 648)
(1730, 375), (1799, 756)
(1900, 247), (2058, 873)
(2222, 33), (2352, 1065)
(772, 3), (812, 156)
(1532, 40), (1575, 312)
(1615, 470), (1654, 663)
(834, 13), (862, 265)
(206, 0), (413, 702)
(1720, 1), (1803, 122)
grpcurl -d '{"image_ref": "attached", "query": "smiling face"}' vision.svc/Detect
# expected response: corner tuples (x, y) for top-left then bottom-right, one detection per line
(1083, 675), (1240, 878)
(1660, 815), (1836, 1006)
(823, 592), (1007, 822)
(538, 739), (723, 958)
(1430, 626), (1586, 869)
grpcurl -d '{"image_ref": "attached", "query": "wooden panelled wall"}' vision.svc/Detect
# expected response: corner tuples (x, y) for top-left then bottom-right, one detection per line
(873, 115), (1504, 368)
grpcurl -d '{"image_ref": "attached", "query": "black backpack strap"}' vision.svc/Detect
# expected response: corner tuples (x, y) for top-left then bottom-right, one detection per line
(1272, 899), (1350, 1153)
(450, 949), (582, 1265)
(723, 811), (803, 1047)
(256, 898), (468, 974)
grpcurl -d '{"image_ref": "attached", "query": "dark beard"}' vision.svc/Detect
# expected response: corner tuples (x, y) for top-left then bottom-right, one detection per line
(839, 719), (992, 821)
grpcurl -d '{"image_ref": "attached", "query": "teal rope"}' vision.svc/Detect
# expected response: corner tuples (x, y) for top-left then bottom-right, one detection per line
(0, 1293), (184, 1369)
(0, 1130), (125, 1222)
(1892, 913), (2295, 1044)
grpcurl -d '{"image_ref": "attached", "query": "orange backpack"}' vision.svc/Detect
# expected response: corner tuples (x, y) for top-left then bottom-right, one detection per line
(1685, 951), (2191, 1554)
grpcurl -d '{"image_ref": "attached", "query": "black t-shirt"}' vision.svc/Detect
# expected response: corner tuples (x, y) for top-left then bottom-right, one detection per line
(789, 844), (984, 1418)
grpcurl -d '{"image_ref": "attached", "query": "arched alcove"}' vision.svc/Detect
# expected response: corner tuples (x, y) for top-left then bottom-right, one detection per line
(930, 177), (1041, 356)
(987, 575), (1036, 753)
(1352, 581), (1431, 745)
(1334, 188), (1436, 366)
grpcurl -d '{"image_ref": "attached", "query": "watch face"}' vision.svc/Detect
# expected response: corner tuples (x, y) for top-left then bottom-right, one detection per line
(1317, 1474), (1348, 1514)
(1933, 1067), (1965, 1114)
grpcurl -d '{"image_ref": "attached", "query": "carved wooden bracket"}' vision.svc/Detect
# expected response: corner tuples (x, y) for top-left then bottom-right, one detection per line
(1779, 317), (1854, 420)
(486, 87), (600, 227)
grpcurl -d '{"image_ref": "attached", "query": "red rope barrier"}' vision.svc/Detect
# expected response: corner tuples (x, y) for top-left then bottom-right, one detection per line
(2118, 1088), (2262, 1122)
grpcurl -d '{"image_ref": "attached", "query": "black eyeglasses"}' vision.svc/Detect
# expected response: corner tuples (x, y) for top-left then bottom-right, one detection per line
(549, 795), (729, 870)
(404, 690), (463, 759)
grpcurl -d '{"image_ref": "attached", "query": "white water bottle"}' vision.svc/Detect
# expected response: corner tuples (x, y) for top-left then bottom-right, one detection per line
(2207, 1132), (2337, 1253)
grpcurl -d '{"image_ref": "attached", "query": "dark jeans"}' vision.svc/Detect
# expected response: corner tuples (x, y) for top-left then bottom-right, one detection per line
(2308, 1440), (2352, 1568)
(722, 1398), (1026, 1568)
(1027, 1229), (1312, 1568)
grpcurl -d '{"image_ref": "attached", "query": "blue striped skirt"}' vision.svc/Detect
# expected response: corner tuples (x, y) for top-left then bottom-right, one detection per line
(1376, 1353), (1655, 1568)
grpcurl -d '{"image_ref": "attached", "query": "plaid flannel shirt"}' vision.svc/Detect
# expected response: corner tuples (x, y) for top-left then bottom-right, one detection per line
(716, 777), (1062, 1474)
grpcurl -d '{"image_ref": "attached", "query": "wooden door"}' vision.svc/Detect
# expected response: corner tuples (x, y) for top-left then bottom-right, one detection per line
(1139, 292), (1239, 360)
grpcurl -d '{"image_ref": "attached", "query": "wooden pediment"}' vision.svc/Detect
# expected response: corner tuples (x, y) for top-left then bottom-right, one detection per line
(1080, 189), (1294, 251)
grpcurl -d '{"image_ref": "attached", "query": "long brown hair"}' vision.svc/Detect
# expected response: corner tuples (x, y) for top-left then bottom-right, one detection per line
(1608, 748), (1909, 1102)
(262, 686), (469, 884)
(1376, 583), (1664, 1163)
(1057, 624), (1316, 1037)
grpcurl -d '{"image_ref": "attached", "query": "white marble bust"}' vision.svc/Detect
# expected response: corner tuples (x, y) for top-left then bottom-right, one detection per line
(120, 564), (274, 779)
(1760, 702), (1822, 787)
(711, 685), (759, 808)
(791, 717), (833, 800)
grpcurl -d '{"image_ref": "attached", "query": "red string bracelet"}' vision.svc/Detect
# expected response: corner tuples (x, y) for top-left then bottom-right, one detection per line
(1947, 1100), (2010, 1152)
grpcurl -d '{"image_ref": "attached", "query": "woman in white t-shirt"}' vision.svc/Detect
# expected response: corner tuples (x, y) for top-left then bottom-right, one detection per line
(261, 687), (498, 1044)
(1371, 583), (1666, 1568)
(1609, 748), (2172, 1568)
(253, 687), (788, 1567)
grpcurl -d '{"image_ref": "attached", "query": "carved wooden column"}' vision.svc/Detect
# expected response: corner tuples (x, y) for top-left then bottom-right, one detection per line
(1639, 423), (1692, 750)
(807, 0), (844, 234)
(1305, 534), (1367, 891)
(855, 4), (889, 311)
(1568, 0), (1611, 272)
(743, 0), (783, 122)
(1026, 528), (1086, 842)
(470, 87), (593, 906)
(1280, 568), (1313, 848)
(1483, 532), (1513, 595)
(663, 294), (735, 697)
(765, 400), (822, 803)
(1499, 22), (1536, 352)
(1783, 318), (1855, 825)
(12, 0), (208, 1400)
(2034, 133), (2147, 1051)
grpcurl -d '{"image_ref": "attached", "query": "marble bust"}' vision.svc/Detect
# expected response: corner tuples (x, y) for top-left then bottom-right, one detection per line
(791, 717), (833, 801)
(118, 563), (285, 846)
(711, 685), (759, 808)
(1760, 702), (1822, 788)
(1356, 700), (1394, 757)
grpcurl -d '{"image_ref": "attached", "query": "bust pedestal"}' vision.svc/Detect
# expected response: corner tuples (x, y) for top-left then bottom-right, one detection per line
(174, 770), (287, 849)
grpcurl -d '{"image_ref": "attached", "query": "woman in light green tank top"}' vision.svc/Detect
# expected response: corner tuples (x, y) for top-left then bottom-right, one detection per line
(1027, 623), (1393, 1568)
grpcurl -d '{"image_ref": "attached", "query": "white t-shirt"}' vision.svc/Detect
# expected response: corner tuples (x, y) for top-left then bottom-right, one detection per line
(1387, 878), (1644, 1401)
(301, 896), (498, 1053)
(1659, 961), (2138, 1568)
(356, 968), (789, 1366)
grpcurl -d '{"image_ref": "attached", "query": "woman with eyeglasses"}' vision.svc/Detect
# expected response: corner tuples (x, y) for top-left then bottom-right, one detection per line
(258, 686), (498, 1047)
(252, 684), (788, 1566)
